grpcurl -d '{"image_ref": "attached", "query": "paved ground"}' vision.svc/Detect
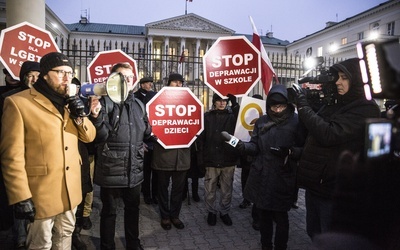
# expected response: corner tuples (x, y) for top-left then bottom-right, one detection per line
(0, 168), (312, 249)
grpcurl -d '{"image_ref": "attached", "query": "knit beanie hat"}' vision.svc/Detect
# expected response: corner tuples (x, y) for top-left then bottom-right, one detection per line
(40, 52), (73, 76)
(167, 73), (184, 86)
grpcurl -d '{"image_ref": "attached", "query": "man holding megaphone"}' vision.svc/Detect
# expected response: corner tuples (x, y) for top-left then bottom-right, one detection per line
(88, 62), (151, 250)
(0, 52), (96, 249)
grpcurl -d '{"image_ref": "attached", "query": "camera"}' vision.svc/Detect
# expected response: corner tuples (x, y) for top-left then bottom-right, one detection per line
(297, 69), (338, 111)
(358, 38), (400, 163)
(288, 57), (338, 111)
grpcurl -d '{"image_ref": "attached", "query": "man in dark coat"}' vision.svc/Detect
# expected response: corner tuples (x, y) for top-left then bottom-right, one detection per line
(89, 63), (151, 250)
(198, 92), (239, 226)
(134, 76), (158, 205)
(151, 73), (190, 230)
(241, 84), (305, 250)
(292, 58), (381, 240)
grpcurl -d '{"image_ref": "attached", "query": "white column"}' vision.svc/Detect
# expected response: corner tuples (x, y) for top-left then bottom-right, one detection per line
(179, 38), (186, 75)
(6, 0), (45, 28)
(195, 38), (201, 81)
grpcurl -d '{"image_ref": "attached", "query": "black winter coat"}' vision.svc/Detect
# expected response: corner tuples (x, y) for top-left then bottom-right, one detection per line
(243, 105), (304, 211)
(91, 93), (151, 188)
(197, 106), (239, 168)
(297, 58), (382, 199)
(296, 99), (380, 198)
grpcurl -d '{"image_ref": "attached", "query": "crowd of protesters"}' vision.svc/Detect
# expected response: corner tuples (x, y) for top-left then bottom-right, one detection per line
(1, 53), (399, 250)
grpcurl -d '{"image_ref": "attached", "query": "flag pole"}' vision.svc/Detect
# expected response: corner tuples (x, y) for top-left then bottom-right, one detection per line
(185, 0), (188, 15)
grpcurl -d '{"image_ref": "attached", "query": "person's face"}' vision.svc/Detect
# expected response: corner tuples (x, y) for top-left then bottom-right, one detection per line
(141, 81), (153, 91)
(335, 72), (350, 95)
(169, 80), (183, 87)
(25, 71), (40, 88)
(214, 99), (227, 110)
(44, 66), (73, 96)
(116, 67), (134, 90)
(270, 104), (287, 113)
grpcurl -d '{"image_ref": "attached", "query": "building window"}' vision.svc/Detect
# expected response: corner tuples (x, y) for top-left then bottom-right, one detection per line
(89, 45), (95, 56)
(387, 22), (395, 35)
(138, 48), (145, 59)
(371, 22), (380, 30)
(317, 47), (323, 57)
(358, 32), (364, 40)
(154, 48), (161, 60)
(341, 37), (347, 45)
(72, 45), (77, 55)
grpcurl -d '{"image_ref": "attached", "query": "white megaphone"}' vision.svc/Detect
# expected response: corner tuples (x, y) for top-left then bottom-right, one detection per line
(80, 72), (129, 104)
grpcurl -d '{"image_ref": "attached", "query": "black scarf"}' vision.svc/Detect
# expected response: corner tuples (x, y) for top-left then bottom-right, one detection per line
(261, 105), (294, 134)
(33, 77), (67, 116)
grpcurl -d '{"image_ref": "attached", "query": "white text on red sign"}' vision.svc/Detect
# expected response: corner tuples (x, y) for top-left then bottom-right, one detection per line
(9, 31), (52, 63)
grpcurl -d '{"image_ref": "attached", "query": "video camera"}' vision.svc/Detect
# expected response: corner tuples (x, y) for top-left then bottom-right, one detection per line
(358, 38), (400, 163)
(288, 56), (338, 111)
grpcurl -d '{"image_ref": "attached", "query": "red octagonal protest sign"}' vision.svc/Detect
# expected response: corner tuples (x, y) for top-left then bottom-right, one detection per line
(147, 87), (204, 149)
(0, 21), (60, 80)
(203, 36), (261, 98)
(87, 49), (139, 87)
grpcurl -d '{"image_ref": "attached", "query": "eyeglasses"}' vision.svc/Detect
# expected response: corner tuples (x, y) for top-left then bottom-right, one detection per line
(49, 70), (75, 78)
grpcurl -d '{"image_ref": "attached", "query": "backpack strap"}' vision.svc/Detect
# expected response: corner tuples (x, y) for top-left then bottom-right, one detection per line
(134, 98), (145, 119)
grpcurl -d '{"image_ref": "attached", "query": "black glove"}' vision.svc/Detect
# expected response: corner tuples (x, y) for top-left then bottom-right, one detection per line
(270, 146), (291, 158)
(292, 84), (309, 110)
(227, 94), (237, 106)
(68, 96), (86, 119)
(221, 131), (244, 151)
(14, 198), (35, 223)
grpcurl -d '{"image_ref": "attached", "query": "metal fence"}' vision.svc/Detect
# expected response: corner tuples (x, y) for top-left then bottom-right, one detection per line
(57, 37), (344, 108)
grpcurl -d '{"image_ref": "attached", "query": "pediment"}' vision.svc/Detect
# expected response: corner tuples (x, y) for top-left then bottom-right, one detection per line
(146, 13), (234, 34)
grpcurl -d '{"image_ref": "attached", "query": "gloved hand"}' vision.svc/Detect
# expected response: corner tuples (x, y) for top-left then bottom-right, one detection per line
(270, 146), (291, 158)
(149, 135), (159, 143)
(14, 198), (35, 223)
(227, 94), (237, 106)
(68, 95), (86, 119)
(221, 131), (244, 151)
(292, 84), (309, 110)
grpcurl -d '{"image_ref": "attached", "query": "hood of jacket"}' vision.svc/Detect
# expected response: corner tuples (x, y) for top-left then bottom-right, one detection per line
(330, 58), (365, 104)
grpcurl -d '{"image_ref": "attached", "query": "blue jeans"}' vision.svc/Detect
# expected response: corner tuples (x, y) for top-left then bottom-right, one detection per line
(204, 166), (235, 215)
(305, 190), (333, 240)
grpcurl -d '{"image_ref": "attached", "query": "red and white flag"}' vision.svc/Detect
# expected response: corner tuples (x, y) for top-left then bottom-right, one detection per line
(249, 16), (277, 95)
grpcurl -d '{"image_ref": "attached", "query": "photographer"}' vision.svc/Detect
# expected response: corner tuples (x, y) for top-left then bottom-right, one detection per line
(292, 58), (381, 240)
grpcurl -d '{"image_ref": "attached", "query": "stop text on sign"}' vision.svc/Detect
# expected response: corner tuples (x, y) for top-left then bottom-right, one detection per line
(151, 104), (200, 131)
(202, 36), (261, 97)
(208, 53), (257, 85)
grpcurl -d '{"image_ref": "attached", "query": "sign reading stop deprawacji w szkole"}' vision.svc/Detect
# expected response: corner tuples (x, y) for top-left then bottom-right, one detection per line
(146, 87), (204, 149)
(203, 36), (261, 98)
(0, 22), (60, 80)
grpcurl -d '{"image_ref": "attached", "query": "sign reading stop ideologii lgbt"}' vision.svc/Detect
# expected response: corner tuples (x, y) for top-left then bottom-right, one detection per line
(147, 87), (204, 149)
(203, 36), (261, 98)
(0, 21), (60, 80)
